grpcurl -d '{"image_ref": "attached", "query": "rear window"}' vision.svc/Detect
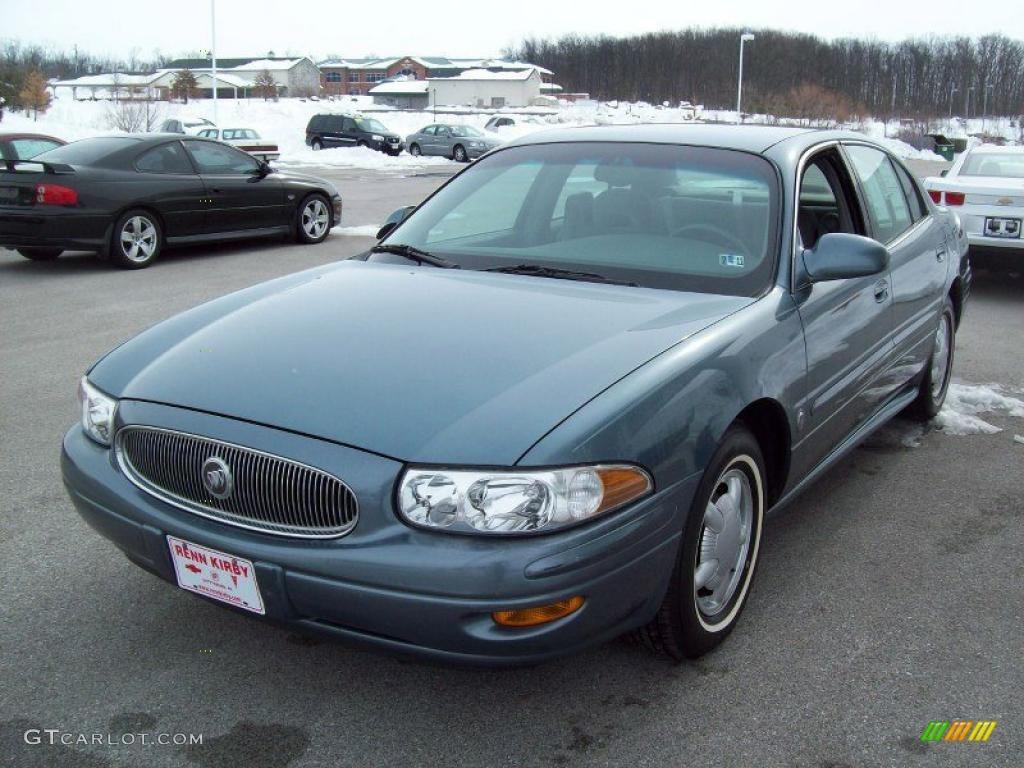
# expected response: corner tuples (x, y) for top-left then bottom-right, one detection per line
(34, 137), (134, 165)
(387, 142), (780, 296)
(960, 152), (1024, 179)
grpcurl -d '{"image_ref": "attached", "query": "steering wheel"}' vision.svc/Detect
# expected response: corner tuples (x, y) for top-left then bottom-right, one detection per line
(671, 223), (750, 258)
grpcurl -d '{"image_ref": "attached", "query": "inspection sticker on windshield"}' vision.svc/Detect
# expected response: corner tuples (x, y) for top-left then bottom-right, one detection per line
(167, 536), (264, 615)
(720, 253), (745, 268)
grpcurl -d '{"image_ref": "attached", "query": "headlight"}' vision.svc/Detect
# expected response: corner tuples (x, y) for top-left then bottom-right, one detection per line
(398, 465), (652, 535)
(468, 141), (483, 148)
(371, 134), (385, 142)
(78, 376), (117, 446)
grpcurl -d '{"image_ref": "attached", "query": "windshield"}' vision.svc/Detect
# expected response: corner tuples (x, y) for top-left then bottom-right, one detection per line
(355, 118), (388, 134)
(960, 152), (1024, 179)
(383, 142), (779, 296)
(450, 125), (484, 138)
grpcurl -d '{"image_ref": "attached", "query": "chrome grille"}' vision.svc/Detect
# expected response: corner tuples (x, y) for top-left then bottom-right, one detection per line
(115, 426), (358, 539)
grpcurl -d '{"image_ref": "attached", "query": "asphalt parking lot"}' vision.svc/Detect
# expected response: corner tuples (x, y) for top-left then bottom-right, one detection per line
(2, 161), (1022, 768)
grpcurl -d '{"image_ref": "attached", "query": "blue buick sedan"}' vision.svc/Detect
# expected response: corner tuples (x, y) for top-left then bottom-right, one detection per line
(62, 125), (970, 664)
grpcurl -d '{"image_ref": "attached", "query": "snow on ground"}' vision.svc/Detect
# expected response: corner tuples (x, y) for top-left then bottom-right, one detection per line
(6, 96), (1017, 172)
(333, 224), (380, 237)
(934, 381), (1024, 436)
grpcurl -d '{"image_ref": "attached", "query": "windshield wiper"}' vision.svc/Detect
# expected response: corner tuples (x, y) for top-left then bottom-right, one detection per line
(370, 243), (459, 269)
(485, 263), (637, 287)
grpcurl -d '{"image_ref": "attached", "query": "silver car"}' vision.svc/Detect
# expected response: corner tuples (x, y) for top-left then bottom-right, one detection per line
(405, 124), (501, 162)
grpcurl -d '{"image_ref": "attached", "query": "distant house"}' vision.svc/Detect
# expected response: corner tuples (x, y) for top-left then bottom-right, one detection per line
(428, 68), (544, 109)
(321, 55), (555, 98)
(151, 57), (322, 99)
(367, 80), (430, 110)
(51, 72), (163, 101)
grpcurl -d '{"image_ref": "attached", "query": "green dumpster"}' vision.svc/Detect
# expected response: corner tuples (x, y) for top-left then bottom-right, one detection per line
(926, 133), (955, 161)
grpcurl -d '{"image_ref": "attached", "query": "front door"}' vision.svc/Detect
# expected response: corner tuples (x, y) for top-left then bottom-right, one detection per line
(132, 140), (207, 237)
(183, 140), (285, 233)
(845, 144), (949, 384)
(791, 148), (897, 477)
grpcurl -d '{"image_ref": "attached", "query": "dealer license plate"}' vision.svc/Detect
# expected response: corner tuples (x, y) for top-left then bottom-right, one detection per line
(984, 217), (1021, 239)
(167, 536), (264, 615)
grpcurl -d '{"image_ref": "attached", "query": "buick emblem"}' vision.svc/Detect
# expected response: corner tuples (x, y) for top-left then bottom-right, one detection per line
(201, 456), (233, 500)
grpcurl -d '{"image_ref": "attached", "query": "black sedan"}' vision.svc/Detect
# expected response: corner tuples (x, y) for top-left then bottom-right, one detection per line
(0, 135), (341, 268)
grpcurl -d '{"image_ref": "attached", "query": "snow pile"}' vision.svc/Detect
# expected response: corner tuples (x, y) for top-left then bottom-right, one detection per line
(934, 381), (1024, 436)
(279, 146), (455, 171)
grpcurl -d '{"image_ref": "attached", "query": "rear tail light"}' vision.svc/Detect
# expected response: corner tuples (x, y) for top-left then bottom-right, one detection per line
(944, 192), (965, 206)
(927, 189), (942, 204)
(35, 184), (78, 206)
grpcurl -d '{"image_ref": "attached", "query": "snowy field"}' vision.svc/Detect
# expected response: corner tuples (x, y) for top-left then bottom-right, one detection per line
(6, 95), (1019, 170)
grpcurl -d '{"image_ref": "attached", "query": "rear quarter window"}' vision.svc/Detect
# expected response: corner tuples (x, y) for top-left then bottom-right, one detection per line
(33, 137), (135, 165)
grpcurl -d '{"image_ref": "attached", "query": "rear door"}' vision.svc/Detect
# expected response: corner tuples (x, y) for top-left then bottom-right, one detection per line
(791, 147), (897, 475)
(132, 140), (207, 237)
(844, 143), (947, 387)
(182, 140), (285, 233)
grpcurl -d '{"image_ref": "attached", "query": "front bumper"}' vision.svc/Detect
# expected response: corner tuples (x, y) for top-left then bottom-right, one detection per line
(61, 402), (690, 666)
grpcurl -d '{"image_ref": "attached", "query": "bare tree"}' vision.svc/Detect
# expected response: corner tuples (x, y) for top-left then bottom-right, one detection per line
(253, 69), (279, 101)
(19, 70), (51, 120)
(107, 97), (162, 132)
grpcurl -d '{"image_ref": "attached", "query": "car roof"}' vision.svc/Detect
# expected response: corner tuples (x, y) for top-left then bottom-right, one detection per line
(969, 144), (1023, 154)
(502, 124), (864, 155)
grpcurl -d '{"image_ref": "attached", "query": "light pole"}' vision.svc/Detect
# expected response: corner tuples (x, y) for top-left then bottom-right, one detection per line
(948, 85), (958, 120)
(965, 86), (974, 120)
(210, 0), (218, 126)
(736, 32), (754, 122)
(982, 84), (994, 133)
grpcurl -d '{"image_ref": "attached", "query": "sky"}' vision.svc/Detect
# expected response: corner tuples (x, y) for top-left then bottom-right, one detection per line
(4, 0), (1019, 61)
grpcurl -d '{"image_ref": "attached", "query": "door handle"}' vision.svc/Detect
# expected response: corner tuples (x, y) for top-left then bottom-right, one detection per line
(873, 279), (889, 302)
(935, 248), (946, 262)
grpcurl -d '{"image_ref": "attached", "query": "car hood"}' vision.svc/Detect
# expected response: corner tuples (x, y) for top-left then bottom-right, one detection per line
(90, 261), (750, 465)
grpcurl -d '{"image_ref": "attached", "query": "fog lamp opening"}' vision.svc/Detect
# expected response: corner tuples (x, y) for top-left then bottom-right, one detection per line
(492, 596), (585, 628)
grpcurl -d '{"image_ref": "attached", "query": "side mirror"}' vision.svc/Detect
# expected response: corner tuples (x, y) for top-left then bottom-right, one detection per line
(940, 169), (949, 177)
(376, 205), (415, 240)
(801, 233), (889, 283)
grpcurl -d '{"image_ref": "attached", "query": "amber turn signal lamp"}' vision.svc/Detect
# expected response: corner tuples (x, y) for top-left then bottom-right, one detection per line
(595, 467), (652, 514)
(492, 596), (585, 628)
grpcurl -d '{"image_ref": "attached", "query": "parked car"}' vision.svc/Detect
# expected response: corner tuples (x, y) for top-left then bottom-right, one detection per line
(195, 127), (280, 162)
(923, 144), (1023, 263)
(62, 126), (969, 665)
(0, 132), (66, 162)
(158, 118), (217, 136)
(0, 135), (340, 268)
(484, 116), (516, 131)
(406, 124), (502, 162)
(305, 113), (403, 155)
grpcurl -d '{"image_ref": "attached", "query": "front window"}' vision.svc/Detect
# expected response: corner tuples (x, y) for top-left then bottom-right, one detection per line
(381, 142), (780, 296)
(355, 118), (388, 134)
(960, 152), (1024, 179)
(449, 125), (484, 138)
(184, 141), (259, 174)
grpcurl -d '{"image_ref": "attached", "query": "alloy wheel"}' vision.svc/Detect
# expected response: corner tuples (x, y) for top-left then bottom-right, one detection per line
(120, 216), (158, 263)
(694, 463), (755, 625)
(930, 312), (952, 399)
(302, 199), (329, 240)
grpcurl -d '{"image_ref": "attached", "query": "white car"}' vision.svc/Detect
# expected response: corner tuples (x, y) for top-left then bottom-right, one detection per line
(195, 128), (280, 162)
(924, 145), (1023, 256)
(158, 118), (217, 136)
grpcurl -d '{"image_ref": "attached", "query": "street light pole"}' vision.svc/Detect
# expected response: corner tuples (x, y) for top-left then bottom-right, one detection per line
(211, 0), (218, 126)
(948, 85), (957, 120)
(736, 32), (755, 122)
(982, 84), (993, 133)
(965, 86), (974, 121)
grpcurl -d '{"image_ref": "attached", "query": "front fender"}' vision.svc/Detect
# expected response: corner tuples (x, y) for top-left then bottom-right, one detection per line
(516, 288), (806, 490)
